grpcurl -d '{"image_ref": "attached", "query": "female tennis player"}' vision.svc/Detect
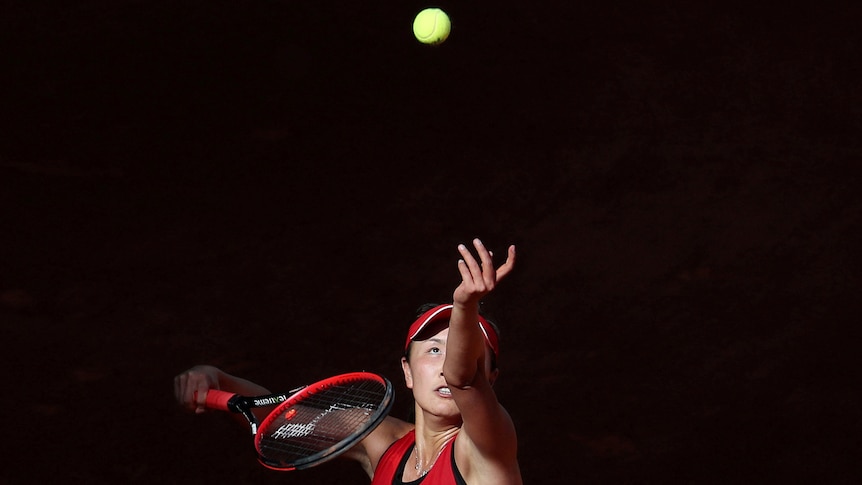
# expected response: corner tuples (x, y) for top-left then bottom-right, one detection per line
(174, 238), (523, 484)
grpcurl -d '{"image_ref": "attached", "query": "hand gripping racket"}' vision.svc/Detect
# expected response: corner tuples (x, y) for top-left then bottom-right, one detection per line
(203, 372), (393, 471)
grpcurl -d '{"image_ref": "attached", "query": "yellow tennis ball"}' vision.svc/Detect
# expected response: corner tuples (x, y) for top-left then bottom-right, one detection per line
(413, 8), (451, 45)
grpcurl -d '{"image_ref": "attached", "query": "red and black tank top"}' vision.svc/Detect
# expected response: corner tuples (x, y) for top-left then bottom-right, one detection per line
(371, 430), (467, 485)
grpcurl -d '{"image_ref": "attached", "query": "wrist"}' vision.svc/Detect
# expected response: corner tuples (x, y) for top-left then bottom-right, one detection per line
(452, 300), (480, 312)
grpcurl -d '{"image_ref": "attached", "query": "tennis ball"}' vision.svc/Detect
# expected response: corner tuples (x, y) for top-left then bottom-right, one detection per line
(413, 8), (451, 45)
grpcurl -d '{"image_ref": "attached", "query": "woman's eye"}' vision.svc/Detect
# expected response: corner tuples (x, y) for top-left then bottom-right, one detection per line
(429, 347), (441, 354)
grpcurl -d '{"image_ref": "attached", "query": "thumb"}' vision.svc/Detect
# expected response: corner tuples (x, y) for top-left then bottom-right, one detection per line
(193, 390), (207, 414)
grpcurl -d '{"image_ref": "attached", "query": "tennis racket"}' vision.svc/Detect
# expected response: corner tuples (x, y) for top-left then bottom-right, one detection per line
(202, 371), (393, 471)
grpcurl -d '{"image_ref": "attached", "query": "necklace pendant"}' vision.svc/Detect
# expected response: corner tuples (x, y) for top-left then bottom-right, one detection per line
(415, 451), (431, 477)
(415, 456), (429, 476)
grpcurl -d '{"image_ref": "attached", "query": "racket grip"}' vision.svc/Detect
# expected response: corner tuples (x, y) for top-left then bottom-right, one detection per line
(203, 389), (236, 411)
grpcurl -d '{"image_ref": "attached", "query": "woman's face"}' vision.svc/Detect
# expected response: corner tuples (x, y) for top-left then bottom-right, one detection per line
(401, 326), (497, 419)
(403, 326), (459, 418)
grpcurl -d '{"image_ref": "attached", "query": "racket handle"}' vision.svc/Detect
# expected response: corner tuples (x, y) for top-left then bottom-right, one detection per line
(203, 389), (236, 411)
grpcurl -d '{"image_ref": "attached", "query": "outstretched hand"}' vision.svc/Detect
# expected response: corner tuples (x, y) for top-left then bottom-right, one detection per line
(453, 238), (516, 306)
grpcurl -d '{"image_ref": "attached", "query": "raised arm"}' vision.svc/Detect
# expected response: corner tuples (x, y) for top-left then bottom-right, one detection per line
(444, 238), (515, 385)
(444, 239), (521, 483)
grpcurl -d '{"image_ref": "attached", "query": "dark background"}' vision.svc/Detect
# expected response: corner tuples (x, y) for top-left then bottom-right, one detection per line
(1, 1), (860, 483)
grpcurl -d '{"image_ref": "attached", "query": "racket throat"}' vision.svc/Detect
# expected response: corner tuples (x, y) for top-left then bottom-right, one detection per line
(227, 396), (261, 435)
(240, 408), (259, 435)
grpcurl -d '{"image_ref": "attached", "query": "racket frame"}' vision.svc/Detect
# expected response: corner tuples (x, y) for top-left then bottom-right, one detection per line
(205, 372), (393, 471)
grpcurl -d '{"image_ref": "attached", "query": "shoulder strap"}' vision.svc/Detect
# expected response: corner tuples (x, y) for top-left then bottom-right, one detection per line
(371, 430), (416, 485)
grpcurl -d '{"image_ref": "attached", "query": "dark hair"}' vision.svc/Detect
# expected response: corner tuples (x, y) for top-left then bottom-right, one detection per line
(405, 302), (501, 370)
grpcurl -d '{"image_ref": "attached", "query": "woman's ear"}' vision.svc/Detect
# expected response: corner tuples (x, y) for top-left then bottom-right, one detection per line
(401, 356), (414, 389)
(488, 368), (500, 387)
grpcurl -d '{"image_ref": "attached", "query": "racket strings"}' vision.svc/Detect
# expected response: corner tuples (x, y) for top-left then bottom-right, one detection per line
(257, 379), (388, 466)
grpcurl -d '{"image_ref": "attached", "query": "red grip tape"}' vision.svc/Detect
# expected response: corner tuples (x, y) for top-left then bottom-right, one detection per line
(204, 389), (235, 411)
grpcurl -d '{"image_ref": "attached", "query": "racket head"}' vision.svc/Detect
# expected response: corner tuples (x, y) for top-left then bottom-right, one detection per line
(254, 372), (394, 471)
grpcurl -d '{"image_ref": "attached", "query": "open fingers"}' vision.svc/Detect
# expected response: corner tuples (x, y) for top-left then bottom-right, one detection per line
(472, 239), (495, 279)
(458, 239), (516, 287)
(494, 245), (517, 282)
(457, 243), (483, 283)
